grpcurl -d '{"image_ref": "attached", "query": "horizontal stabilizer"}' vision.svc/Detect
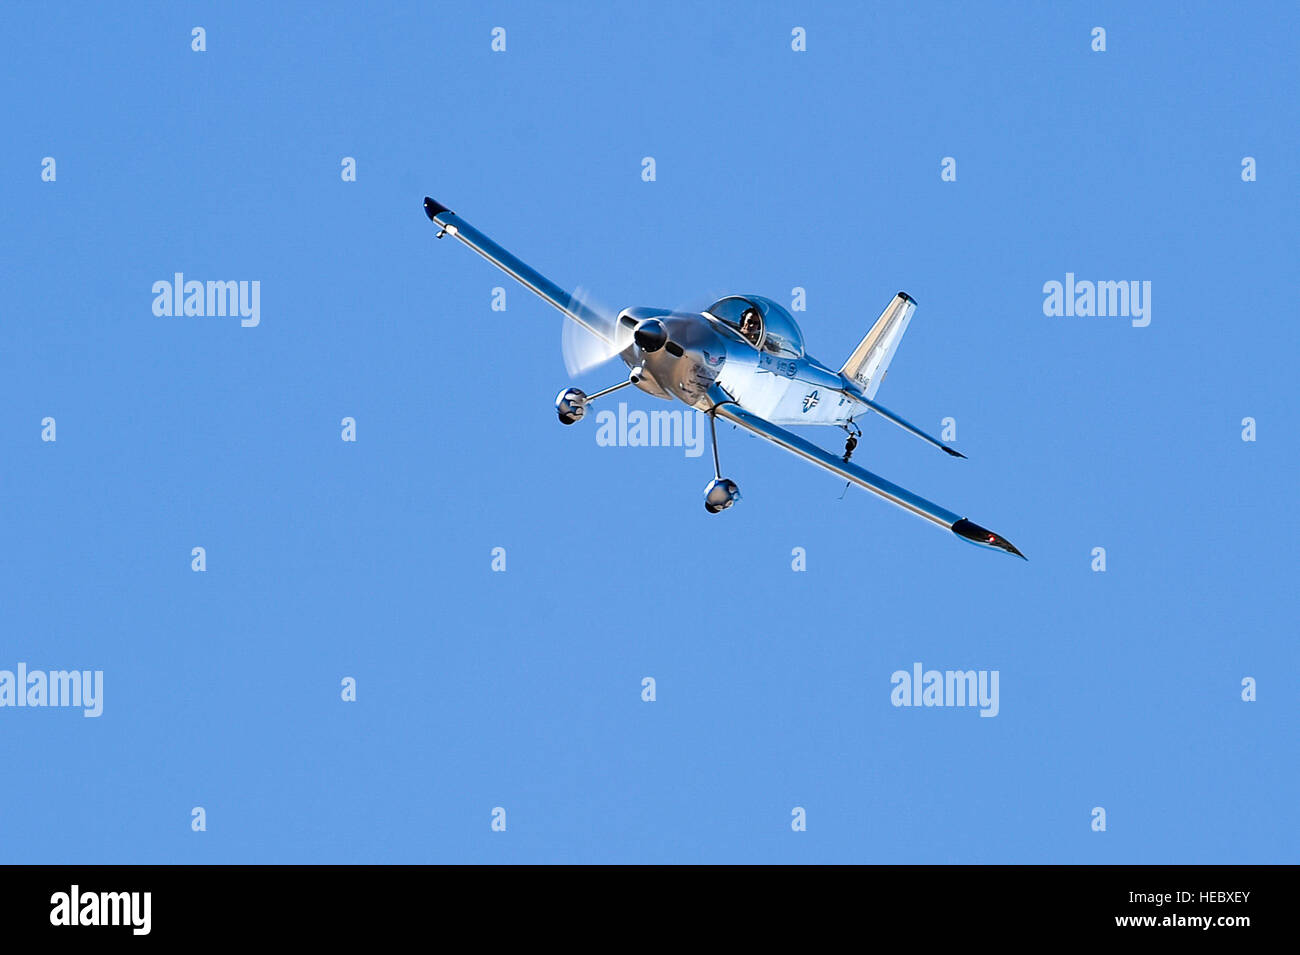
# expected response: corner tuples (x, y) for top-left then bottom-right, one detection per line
(853, 393), (965, 458)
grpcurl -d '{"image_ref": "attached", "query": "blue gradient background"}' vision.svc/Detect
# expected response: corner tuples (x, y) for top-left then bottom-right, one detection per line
(1, 1), (1295, 863)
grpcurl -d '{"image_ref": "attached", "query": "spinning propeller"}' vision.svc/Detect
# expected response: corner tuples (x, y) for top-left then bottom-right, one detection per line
(559, 287), (630, 376)
(559, 287), (677, 375)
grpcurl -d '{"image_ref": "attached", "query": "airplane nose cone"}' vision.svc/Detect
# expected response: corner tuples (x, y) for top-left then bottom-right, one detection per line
(633, 318), (669, 353)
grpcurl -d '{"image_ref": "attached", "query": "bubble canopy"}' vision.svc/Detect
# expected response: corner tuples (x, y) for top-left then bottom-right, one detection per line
(705, 295), (805, 358)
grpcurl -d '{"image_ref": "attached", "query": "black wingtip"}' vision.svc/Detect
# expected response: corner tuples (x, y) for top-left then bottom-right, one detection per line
(898, 291), (916, 305)
(942, 445), (967, 459)
(951, 518), (1025, 560)
(423, 196), (451, 221)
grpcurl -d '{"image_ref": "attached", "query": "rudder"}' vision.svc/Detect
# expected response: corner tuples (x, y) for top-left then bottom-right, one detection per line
(839, 292), (916, 400)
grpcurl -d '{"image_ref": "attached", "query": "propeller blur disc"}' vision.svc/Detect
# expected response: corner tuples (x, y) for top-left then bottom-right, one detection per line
(560, 286), (629, 376)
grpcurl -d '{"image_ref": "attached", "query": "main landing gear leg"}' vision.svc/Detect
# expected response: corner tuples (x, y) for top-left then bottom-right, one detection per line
(703, 410), (741, 513)
(554, 369), (643, 425)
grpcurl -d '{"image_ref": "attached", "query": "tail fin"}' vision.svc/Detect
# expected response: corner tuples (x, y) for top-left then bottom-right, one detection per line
(839, 292), (916, 400)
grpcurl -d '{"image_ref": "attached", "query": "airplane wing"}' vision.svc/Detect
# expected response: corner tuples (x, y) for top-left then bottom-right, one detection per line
(711, 397), (1024, 558)
(422, 197), (614, 346)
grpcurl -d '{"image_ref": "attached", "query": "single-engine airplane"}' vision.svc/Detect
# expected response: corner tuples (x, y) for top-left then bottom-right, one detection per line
(422, 197), (1024, 558)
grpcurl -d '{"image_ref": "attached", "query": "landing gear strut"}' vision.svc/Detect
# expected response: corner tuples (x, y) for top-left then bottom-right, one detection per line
(836, 421), (862, 500)
(841, 420), (862, 463)
(554, 368), (644, 425)
(703, 410), (740, 513)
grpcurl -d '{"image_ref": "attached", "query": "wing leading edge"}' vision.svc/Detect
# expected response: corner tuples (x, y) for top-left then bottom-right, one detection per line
(423, 197), (613, 346)
(710, 397), (1024, 558)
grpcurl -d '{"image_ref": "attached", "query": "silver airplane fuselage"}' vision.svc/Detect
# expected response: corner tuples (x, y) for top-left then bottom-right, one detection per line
(616, 305), (870, 427)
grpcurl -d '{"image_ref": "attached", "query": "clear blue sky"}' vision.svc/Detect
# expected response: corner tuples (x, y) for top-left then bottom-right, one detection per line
(1, 1), (1295, 863)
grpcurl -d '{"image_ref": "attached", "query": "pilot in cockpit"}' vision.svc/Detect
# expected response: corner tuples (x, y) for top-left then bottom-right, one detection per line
(740, 307), (763, 346)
